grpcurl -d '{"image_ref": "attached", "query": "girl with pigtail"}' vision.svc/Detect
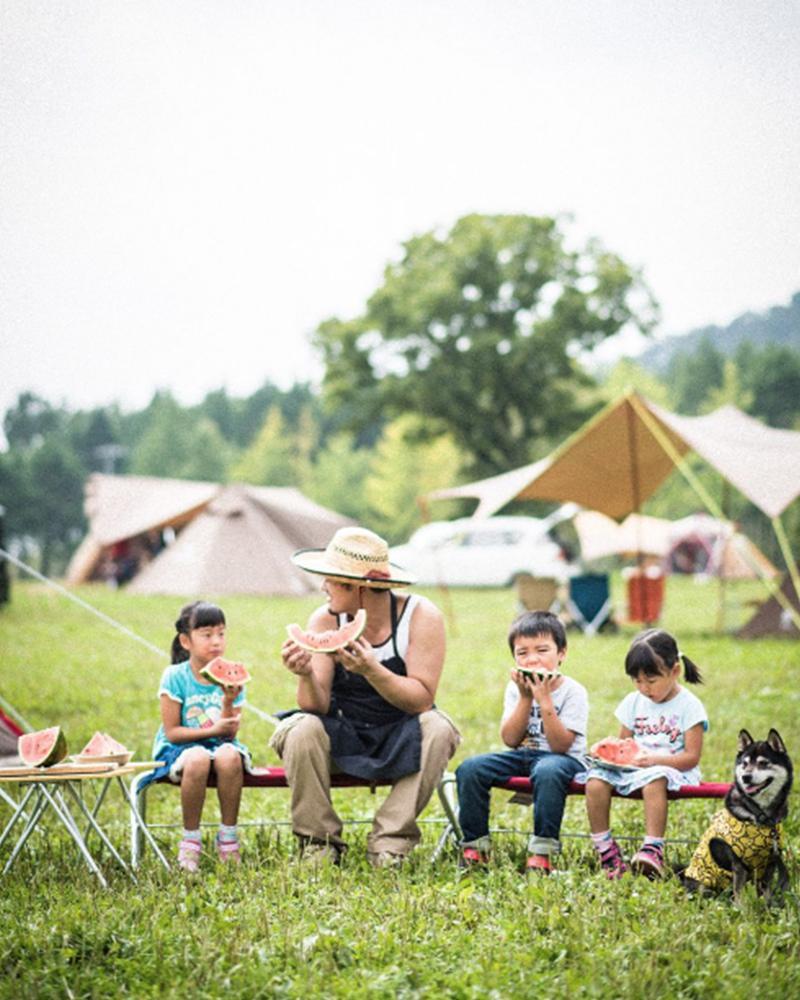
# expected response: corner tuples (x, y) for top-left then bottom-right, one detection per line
(146, 601), (253, 872)
(585, 629), (708, 880)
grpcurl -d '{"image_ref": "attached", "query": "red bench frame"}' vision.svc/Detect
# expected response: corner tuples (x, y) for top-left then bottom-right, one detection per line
(129, 765), (395, 867)
(434, 773), (731, 857)
(130, 766), (733, 867)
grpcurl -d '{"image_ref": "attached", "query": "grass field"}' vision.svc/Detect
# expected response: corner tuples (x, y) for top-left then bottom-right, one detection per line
(1, 575), (799, 998)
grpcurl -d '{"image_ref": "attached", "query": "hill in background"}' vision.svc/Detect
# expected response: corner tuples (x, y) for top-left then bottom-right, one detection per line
(638, 290), (800, 374)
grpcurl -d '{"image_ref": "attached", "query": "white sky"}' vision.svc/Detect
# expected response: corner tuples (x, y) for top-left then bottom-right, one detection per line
(1, 0), (799, 423)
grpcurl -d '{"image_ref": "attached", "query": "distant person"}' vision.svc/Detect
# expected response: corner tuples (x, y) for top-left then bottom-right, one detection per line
(145, 601), (253, 872)
(455, 610), (589, 875)
(585, 628), (707, 879)
(272, 526), (460, 867)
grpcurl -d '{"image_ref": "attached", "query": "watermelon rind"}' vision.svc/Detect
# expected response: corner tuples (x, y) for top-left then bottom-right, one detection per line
(200, 657), (252, 687)
(18, 726), (68, 768)
(286, 608), (368, 653)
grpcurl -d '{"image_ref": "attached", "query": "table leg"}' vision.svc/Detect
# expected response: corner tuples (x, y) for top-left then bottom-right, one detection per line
(62, 782), (134, 880)
(82, 778), (111, 839)
(0, 784), (40, 857)
(39, 785), (108, 888)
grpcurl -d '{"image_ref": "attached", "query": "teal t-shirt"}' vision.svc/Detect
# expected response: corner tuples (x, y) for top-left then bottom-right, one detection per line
(152, 661), (248, 759)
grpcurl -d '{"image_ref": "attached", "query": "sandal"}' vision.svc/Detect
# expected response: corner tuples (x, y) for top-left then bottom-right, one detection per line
(177, 838), (201, 873)
(216, 837), (242, 864)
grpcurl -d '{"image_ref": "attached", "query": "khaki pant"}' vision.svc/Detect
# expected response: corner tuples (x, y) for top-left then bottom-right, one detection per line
(270, 709), (460, 856)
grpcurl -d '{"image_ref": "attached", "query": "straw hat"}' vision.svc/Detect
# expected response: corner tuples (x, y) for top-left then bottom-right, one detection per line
(291, 526), (416, 588)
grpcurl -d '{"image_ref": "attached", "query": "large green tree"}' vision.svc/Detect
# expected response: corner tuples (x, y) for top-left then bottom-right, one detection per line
(314, 214), (658, 476)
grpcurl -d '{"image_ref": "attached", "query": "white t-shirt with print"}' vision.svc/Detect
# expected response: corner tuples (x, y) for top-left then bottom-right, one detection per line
(614, 686), (708, 756)
(502, 675), (588, 759)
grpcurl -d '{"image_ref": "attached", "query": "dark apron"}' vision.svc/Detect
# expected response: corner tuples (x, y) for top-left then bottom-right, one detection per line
(320, 593), (422, 781)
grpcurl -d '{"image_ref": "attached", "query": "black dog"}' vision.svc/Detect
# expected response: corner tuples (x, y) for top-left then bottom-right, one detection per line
(681, 729), (792, 902)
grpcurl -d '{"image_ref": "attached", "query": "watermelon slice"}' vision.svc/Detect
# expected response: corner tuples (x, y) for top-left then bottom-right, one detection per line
(590, 737), (641, 766)
(200, 657), (252, 687)
(79, 731), (129, 756)
(286, 608), (368, 653)
(18, 726), (68, 768)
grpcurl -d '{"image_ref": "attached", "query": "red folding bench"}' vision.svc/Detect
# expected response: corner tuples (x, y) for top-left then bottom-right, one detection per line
(435, 772), (732, 855)
(129, 765), (395, 868)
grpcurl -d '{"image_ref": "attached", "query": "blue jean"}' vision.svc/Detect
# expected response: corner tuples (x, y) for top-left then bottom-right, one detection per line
(455, 749), (585, 854)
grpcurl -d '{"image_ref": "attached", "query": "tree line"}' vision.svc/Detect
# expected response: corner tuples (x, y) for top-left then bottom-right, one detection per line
(1, 214), (799, 576)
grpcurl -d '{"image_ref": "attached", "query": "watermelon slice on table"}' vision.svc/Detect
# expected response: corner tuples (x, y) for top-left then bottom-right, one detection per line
(200, 658), (252, 687)
(79, 731), (129, 756)
(18, 726), (68, 768)
(286, 608), (367, 654)
(590, 737), (641, 766)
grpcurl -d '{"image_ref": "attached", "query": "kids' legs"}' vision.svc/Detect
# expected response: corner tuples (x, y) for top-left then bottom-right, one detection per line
(529, 754), (584, 852)
(179, 748), (212, 829)
(456, 750), (529, 847)
(586, 777), (614, 833)
(640, 776), (668, 838)
(213, 744), (244, 826)
(586, 775), (669, 836)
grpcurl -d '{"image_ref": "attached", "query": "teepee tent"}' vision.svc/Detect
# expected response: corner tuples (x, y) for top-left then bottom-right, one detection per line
(428, 392), (800, 629)
(67, 474), (352, 596)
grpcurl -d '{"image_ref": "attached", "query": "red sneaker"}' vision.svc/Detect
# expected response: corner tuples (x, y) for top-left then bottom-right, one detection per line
(459, 847), (489, 869)
(525, 854), (552, 875)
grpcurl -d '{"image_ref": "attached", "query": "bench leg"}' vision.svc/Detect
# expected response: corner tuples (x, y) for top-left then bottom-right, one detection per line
(126, 775), (170, 871)
(431, 772), (462, 861)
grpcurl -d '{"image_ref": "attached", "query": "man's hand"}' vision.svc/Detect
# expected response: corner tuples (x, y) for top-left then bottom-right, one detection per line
(281, 637), (314, 676)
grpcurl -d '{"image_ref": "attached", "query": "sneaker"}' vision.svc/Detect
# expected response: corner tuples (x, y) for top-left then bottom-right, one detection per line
(367, 850), (406, 870)
(216, 836), (241, 864)
(177, 838), (201, 873)
(598, 838), (628, 880)
(631, 843), (665, 879)
(525, 854), (552, 876)
(458, 847), (489, 870)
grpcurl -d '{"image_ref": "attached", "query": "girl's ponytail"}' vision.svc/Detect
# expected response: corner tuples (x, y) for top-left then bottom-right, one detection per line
(171, 604), (194, 663)
(680, 652), (703, 685)
(625, 628), (703, 684)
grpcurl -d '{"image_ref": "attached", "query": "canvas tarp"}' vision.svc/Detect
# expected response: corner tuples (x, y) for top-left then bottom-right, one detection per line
(428, 391), (800, 629)
(428, 393), (800, 521)
(67, 474), (352, 596)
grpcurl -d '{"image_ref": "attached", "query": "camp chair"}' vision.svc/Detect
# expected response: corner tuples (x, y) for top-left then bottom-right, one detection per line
(565, 573), (614, 636)
(514, 574), (560, 613)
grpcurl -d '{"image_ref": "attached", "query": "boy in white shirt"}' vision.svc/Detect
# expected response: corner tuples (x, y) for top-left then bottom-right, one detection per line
(455, 611), (588, 875)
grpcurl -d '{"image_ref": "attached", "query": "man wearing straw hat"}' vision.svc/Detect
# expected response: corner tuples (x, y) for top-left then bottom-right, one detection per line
(271, 526), (460, 867)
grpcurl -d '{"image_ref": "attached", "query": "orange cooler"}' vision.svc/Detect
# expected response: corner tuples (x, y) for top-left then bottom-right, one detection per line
(625, 567), (665, 623)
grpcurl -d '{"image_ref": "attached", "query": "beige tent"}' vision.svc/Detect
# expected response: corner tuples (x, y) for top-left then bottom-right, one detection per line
(429, 392), (800, 628)
(574, 509), (778, 579)
(67, 474), (352, 596)
(574, 511), (673, 562)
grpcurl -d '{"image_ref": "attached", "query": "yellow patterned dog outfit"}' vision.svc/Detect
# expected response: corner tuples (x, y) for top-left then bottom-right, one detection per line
(684, 809), (782, 889)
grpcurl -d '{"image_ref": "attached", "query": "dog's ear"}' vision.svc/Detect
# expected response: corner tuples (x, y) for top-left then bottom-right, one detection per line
(738, 730), (754, 752)
(767, 729), (786, 755)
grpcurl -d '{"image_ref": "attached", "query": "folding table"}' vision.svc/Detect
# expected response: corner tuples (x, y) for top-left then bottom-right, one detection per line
(0, 761), (169, 887)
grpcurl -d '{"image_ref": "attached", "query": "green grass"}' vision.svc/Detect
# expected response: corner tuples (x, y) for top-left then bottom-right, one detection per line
(1, 576), (799, 998)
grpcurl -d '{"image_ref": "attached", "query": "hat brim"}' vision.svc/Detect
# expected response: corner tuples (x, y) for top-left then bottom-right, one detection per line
(291, 548), (417, 588)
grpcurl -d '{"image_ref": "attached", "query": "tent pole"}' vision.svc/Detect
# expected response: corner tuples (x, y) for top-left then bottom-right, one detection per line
(627, 396), (800, 633)
(771, 514), (800, 604)
(716, 480), (731, 633)
(625, 399), (649, 624)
